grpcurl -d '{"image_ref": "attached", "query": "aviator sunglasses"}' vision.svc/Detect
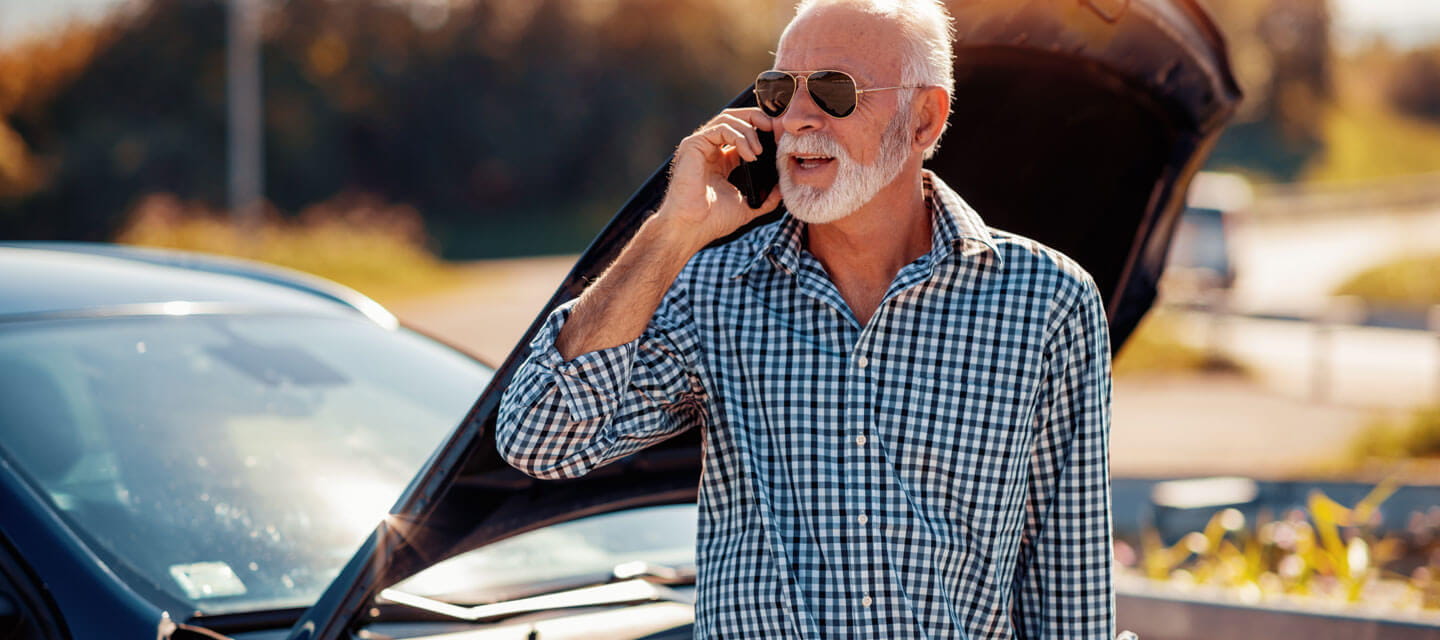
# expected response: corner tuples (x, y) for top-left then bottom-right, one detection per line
(753, 69), (921, 118)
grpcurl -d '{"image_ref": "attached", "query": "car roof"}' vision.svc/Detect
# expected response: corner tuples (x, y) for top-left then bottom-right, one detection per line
(0, 243), (397, 327)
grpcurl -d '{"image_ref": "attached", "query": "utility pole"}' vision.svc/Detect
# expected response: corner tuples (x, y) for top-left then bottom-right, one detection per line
(227, 0), (263, 237)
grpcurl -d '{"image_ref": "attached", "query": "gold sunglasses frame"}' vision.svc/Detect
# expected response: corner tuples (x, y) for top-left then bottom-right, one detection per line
(753, 69), (923, 118)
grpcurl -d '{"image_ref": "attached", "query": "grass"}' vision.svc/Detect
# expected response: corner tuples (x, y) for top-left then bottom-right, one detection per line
(115, 193), (467, 307)
(1113, 309), (1249, 378)
(1333, 253), (1440, 309)
(1303, 79), (1440, 184)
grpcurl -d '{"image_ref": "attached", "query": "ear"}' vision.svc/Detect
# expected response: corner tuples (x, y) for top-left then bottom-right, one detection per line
(910, 86), (950, 153)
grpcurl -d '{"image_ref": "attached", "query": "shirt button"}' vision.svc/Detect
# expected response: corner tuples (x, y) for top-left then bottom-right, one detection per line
(855, 355), (869, 369)
(857, 514), (868, 525)
(861, 595), (873, 607)
(855, 435), (867, 446)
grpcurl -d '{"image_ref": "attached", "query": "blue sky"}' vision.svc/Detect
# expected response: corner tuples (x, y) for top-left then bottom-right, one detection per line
(2, 0), (1440, 49)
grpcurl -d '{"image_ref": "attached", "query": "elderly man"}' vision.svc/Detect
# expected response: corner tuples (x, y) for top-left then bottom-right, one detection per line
(497, 0), (1114, 637)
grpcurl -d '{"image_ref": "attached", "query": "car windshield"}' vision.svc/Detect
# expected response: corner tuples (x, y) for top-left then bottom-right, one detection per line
(0, 313), (491, 615)
(391, 504), (698, 604)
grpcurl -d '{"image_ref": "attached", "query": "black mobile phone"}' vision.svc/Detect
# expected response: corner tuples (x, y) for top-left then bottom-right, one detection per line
(726, 129), (779, 209)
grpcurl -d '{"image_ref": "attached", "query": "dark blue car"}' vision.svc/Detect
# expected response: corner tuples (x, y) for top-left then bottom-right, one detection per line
(0, 244), (496, 637)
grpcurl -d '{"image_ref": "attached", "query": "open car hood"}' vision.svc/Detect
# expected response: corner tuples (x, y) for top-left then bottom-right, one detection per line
(285, 1), (1240, 637)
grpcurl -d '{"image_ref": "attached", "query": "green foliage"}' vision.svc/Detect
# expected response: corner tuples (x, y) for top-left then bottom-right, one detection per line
(1131, 474), (1433, 609)
(1348, 406), (1440, 463)
(1332, 253), (1440, 308)
(1201, 0), (1335, 182)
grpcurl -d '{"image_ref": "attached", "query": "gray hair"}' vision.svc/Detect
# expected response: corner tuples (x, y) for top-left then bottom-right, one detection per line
(786, 0), (956, 158)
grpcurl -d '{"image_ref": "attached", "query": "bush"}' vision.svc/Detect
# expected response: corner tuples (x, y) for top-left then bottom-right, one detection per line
(1113, 310), (1248, 378)
(1333, 253), (1440, 308)
(115, 192), (461, 305)
(1349, 406), (1440, 462)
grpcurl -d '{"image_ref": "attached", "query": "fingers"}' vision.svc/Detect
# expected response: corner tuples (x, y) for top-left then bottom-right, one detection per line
(712, 113), (764, 158)
(677, 124), (747, 168)
(718, 107), (774, 134)
(682, 108), (772, 161)
(698, 123), (757, 162)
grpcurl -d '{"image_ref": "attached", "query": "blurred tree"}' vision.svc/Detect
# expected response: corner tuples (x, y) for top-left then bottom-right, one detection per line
(0, 0), (785, 257)
(1200, 0), (1333, 182)
(1388, 47), (1440, 123)
(0, 21), (116, 202)
(1257, 0), (1331, 143)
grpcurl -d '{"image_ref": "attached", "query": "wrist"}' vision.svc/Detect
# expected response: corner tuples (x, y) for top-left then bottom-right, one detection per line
(646, 206), (713, 257)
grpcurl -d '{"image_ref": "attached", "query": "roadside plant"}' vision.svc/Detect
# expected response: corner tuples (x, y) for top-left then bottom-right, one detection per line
(1131, 472), (1435, 610)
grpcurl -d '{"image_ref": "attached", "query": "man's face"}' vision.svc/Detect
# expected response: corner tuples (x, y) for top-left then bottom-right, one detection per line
(772, 6), (915, 224)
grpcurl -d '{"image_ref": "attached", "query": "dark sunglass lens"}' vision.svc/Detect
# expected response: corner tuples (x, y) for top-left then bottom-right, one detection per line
(754, 72), (795, 117)
(807, 71), (858, 117)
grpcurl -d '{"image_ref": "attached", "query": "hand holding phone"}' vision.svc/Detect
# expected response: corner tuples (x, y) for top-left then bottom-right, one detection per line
(726, 129), (779, 210)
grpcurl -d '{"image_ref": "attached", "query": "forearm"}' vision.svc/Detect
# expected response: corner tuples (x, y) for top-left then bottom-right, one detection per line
(556, 212), (708, 360)
(557, 106), (782, 359)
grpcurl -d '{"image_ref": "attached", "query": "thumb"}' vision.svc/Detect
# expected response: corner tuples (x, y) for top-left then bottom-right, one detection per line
(751, 185), (783, 214)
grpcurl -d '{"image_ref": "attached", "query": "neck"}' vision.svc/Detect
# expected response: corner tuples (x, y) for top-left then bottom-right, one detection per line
(805, 164), (932, 280)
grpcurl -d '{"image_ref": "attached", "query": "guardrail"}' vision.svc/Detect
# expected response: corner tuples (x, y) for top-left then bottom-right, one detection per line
(1250, 171), (1440, 219)
(1161, 297), (1440, 405)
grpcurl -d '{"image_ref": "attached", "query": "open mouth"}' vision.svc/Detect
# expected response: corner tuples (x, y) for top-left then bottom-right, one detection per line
(790, 154), (835, 170)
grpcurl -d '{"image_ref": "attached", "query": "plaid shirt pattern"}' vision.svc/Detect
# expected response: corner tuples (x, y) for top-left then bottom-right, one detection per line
(498, 171), (1114, 639)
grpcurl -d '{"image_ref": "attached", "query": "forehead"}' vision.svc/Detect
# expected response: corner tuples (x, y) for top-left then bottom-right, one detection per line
(775, 6), (906, 82)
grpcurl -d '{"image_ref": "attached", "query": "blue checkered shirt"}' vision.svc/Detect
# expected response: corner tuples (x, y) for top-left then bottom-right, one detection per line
(498, 171), (1115, 639)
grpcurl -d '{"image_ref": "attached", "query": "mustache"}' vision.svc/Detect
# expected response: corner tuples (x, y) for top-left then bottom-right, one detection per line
(777, 131), (845, 158)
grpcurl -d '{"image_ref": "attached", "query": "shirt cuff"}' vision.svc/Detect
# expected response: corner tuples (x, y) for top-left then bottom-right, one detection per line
(527, 302), (640, 422)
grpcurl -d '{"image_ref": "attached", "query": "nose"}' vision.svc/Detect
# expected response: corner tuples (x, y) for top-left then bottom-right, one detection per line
(778, 76), (825, 137)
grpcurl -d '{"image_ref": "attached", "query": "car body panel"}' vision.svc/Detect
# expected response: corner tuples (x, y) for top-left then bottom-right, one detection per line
(0, 242), (399, 328)
(287, 1), (1242, 638)
(0, 245), (386, 325)
(0, 447), (166, 638)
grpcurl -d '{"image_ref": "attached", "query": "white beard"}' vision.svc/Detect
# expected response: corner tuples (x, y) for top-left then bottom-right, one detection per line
(777, 112), (912, 225)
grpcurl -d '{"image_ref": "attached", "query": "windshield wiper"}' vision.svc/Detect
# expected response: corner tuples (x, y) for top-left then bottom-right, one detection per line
(378, 562), (694, 623)
(609, 560), (692, 584)
(379, 578), (692, 622)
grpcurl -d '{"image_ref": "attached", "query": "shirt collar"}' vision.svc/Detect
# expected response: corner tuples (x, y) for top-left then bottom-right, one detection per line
(923, 169), (1003, 265)
(730, 170), (1002, 279)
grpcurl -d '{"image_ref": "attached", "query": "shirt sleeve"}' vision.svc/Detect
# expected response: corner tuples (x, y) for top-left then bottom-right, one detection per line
(495, 280), (708, 480)
(1010, 275), (1115, 639)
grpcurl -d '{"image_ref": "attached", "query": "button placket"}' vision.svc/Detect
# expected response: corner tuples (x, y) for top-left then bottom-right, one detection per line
(840, 339), (876, 621)
(847, 339), (882, 621)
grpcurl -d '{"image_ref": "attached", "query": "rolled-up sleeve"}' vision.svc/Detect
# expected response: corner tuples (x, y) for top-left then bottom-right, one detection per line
(1011, 276), (1115, 639)
(496, 281), (708, 480)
